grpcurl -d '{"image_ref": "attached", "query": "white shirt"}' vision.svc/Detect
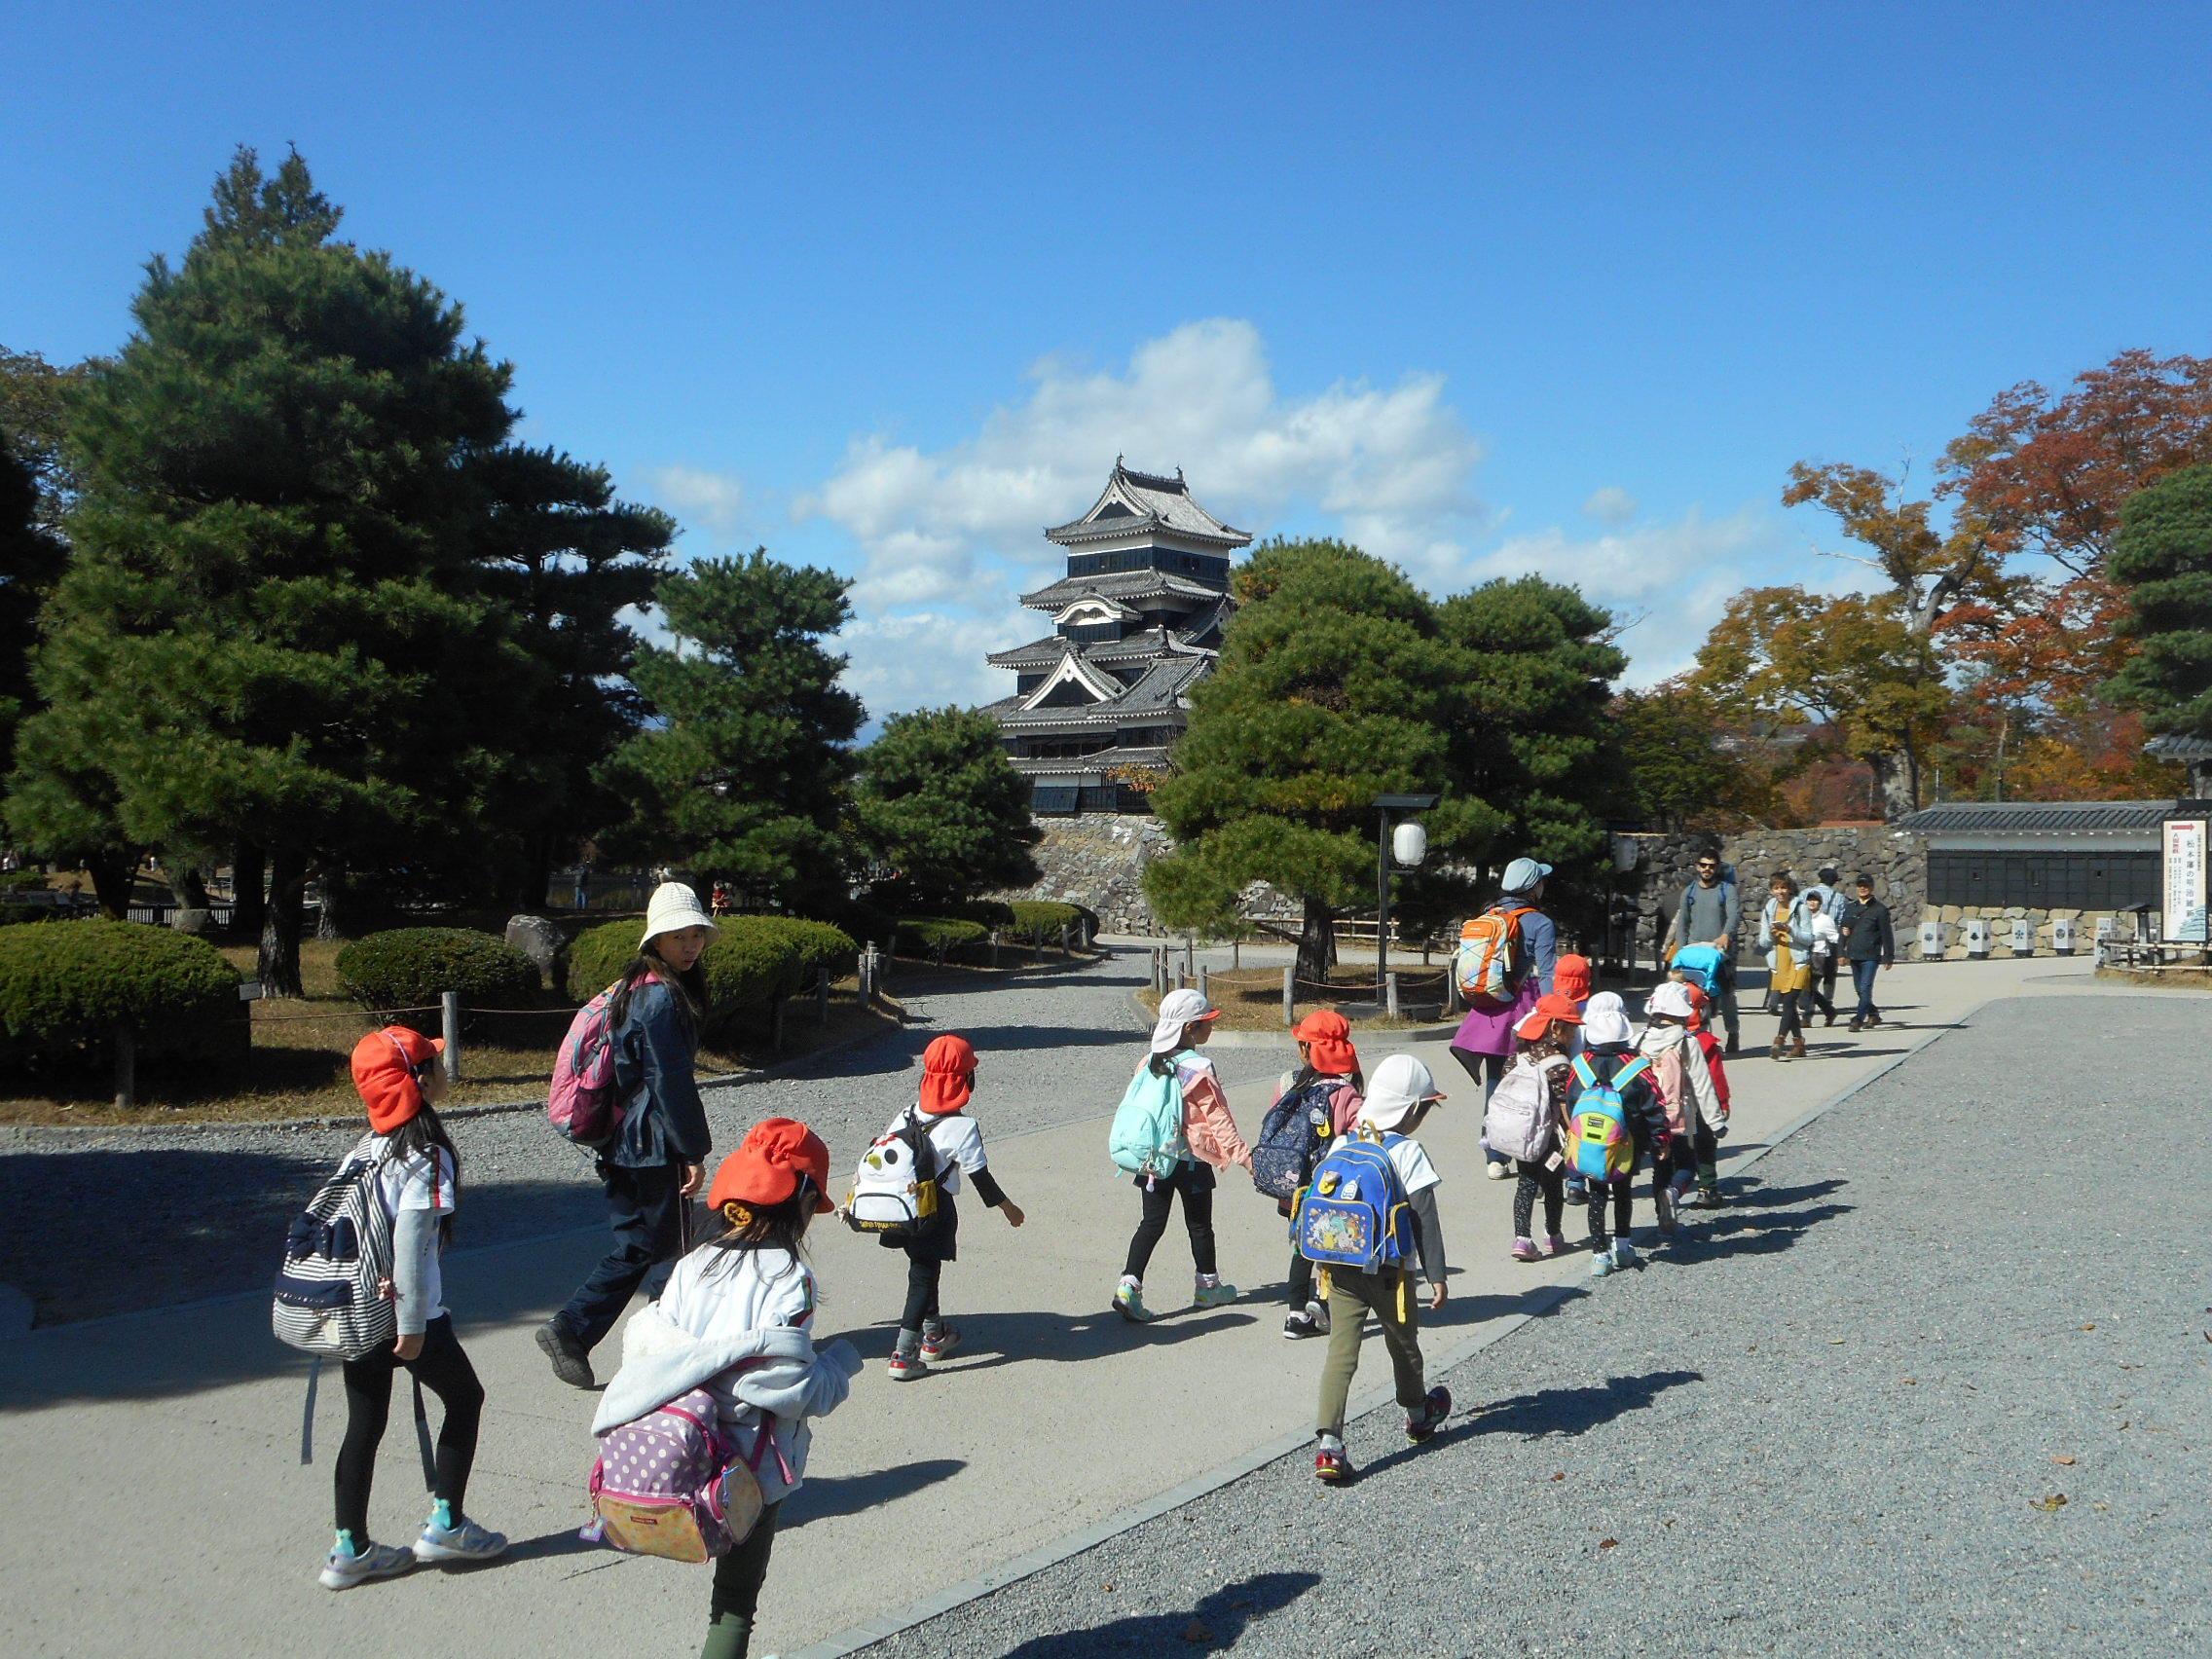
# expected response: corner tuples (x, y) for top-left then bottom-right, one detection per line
(359, 1132), (455, 1323)
(917, 1111), (988, 1198)
(1378, 1131), (1442, 1198)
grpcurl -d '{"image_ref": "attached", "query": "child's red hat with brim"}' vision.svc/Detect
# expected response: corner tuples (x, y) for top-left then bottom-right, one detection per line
(709, 1117), (834, 1214)
(350, 1026), (445, 1134)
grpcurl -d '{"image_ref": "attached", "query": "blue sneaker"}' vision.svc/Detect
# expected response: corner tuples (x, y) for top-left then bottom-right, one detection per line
(1194, 1279), (1239, 1309)
(320, 1534), (415, 1590)
(413, 1515), (507, 1566)
(1591, 1250), (1614, 1279)
(1612, 1241), (1640, 1270)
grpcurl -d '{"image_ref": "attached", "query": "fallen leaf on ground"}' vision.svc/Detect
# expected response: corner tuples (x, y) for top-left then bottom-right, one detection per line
(2031, 1494), (2069, 1512)
(2051, 1456), (2076, 1466)
(1900, 1378), (1918, 1385)
(2081, 1323), (2096, 1331)
(1829, 1338), (1846, 1345)
(1599, 1538), (1619, 1549)
(1551, 1471), (1566, 1481)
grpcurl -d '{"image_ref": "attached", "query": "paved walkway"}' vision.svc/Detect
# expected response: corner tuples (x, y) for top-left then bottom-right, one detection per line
(0, 954), (2157, 1656)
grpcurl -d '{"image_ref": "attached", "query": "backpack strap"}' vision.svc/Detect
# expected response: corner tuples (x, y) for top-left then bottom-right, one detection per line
(1613, 1056), (1653, 1091)
(1569, 1054), (1598, 1091)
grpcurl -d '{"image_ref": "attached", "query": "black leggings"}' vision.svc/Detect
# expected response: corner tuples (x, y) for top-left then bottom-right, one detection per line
(1586, 1126), (1672, 1251)
(1514, 1160), (1565, 1237)
(1777, 988), (1804, 1042)
(901, 1254), (942, 1335)
(335, 1314), (484, 1539)
(1124, 1163), (1217, 1279)
(705, 1501), (781, 1657)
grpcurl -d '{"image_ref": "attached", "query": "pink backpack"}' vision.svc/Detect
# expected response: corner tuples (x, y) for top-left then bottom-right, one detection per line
(546, 977), (645, 1146)
(588, 1386), (786, 1563)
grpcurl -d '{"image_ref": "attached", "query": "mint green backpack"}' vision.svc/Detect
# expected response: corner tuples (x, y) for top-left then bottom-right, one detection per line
(1108, 1057), (1186, 1179)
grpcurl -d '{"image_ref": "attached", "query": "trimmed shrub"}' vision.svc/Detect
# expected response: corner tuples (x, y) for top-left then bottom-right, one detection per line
(565, 915), (858, 1026)
(336, 929), (540, 1021)
(0, 919), (243, 1069)
(1008, 900), (1084, 939)
(893, 916), (988, 960)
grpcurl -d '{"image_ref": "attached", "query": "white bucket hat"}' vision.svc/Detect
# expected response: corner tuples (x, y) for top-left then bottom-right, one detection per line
(1646, 980), (1696, 1022)
(1150, 987), (1220, 1053)
(1582, 991), (1633, 1048)
(1359, 1053), (1445, 1132)
(641, 881), (718, 950)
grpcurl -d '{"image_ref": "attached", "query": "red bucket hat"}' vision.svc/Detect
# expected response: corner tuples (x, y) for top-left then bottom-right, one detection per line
(1515, 992), (1585, 1043)
(1553, 954), (1593, 1002)
(1291, 1009), (1359, 1076)
(350, 1026), (445, 1134)
(917, 1034), (977, 1116)
(709, 1118), (834, 1215)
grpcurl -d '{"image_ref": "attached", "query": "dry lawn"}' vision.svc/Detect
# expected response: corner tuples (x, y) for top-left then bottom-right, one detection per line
(1140, 962), (1456, 1032)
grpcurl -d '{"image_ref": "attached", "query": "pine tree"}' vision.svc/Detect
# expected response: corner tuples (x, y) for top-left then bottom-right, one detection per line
(0, 431), (65, 783)
(6, 147), (528, 987)
(600, 550), (863, 909)
(2108, 464), (2212, 744)
(854, 707), (1039, 907)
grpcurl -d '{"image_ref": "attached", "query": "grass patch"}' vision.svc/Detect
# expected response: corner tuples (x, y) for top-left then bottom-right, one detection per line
(1139, 963), (1456, 1032)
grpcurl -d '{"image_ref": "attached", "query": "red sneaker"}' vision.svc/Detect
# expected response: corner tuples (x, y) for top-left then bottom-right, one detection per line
(1314, 1447), (1351, 1484)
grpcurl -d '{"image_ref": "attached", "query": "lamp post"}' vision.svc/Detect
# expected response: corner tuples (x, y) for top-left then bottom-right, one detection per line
(1374, 793), (1438, 999)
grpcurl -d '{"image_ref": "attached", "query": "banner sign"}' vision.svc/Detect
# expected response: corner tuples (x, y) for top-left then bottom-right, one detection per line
(2163, 818), (2207, 942)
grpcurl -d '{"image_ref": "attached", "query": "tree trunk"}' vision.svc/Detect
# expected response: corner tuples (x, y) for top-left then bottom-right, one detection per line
(1872, 751), (1921, 824)
(177, 865), (211, 907)
(258, 849), (308, 998)
(315, 865), (342, 940)
(86, 850), (137, 919)
(1296, 894), (1337, 988)
(523, 833), (555, 913)
(233, 839), (267, 941)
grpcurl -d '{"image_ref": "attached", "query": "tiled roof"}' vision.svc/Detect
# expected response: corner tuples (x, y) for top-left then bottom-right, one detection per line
(1019, 570), (1229, 610)
(1046, 461), (1251, 548)
(1896, 799), (2179, 834)
(986, 654), (1212, 728)
(2146, 734), (2212, 760)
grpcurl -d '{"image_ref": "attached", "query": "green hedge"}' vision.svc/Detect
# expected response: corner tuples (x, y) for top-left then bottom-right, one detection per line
(1008, 900), (1084, 938)
(892, 916), (988, 958)
(0, 919), (243, 1069)
(336, 928), (540, 1019)
(566, 915), (858, 1024)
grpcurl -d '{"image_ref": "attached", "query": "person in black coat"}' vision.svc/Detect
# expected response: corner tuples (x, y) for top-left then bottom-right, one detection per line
(1838, 874), (1897, 1031)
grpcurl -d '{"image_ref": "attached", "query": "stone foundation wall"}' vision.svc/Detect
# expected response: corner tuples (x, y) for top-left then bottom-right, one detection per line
(999, 814), (1173, 936)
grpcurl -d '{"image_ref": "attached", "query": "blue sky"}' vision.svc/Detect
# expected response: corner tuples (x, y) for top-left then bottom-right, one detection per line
(7, 3), (2209, 714)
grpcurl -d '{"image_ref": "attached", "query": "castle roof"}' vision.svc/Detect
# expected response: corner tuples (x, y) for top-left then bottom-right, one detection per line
(1045, 461), (1251, 550)
(1019, 568), (1230, 611)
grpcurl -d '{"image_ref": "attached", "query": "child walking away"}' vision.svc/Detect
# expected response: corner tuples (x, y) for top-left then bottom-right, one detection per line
(1671, 985), (1734, 1213)
(1492, 994), (1581, 1262)
(317, 1029), (505, 1589)
(1263, 1011), (1365, 1339)
(594, 1120), (863, 1659)
(1111, 988), (1252, 1322)
(1304, 1054), (1451, 1483)
(1568, 993), (1663, 1278)
(875, 1035), (1025, 1382)
(1638, 981), (1726, 1228)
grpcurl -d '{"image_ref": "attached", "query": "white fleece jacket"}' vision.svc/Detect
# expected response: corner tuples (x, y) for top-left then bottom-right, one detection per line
(592, 1303), (862, 1503)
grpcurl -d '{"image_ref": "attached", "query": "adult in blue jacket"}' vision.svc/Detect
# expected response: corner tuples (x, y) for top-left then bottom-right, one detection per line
(537, 882), (717, 1388)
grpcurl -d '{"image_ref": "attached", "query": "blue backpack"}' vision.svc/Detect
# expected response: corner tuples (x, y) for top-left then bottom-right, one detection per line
(1108, 1057), (1186, 1180)
(1294, 1131), (1417, 1272)
(1251, 1075), (1340, 1201)
(1670, 943), (1727, 994)
(1566, 1052), (1650, 1183)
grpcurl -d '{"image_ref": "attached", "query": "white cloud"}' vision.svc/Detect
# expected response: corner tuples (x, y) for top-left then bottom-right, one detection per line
(1581, 485), (1638, 527)
(797, 318), (1492, 713)
(832, 609), (1037, 717)
(647, 464), (748, 541)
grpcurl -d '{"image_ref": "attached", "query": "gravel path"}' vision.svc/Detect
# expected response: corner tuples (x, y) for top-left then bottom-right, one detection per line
(853, 993), (2211, 1659)
(0, 947), (1291, 1328)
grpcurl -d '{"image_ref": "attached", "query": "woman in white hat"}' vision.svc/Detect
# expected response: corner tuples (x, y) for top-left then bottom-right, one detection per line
(1112, 988), (1252, 1323)
(537, 881), (719, 1389)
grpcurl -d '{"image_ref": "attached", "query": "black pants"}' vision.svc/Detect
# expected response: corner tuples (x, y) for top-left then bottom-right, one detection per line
(1514, 1160), (1565, 1237)
(1587, 1125), (1669, 1250)
(1451, 1048), (1512, 1165)
(704, 1501), (782, 1658)
(901, 1254), (942, 1335)
(335, 1314), (484, 1539)
(1809, 959), (1837, 1020)
(1776, 988), (1804, 1043)
(1124, 1162), (1217, 1279)
(559, 1161), (686, 1351)
(1692, 1120), (1718, 1185)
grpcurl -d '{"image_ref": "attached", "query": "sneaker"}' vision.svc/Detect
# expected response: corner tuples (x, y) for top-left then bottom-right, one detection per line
(1314, 1447), (1351, 1484)
(1591, 1250), (1615, 1279)
(1405, 1385), (1452, 1443)
(887, 1348), (927, 1381)
(1564, 1180), (1588, 1205)
(414, 1515), (507, 1566)
(1612, 1241), (1640, 1269)
(1693, 1184), (1725, 1209)
(1510, 1236), (1541, 1263)
(535, 1320), (594, 1390)
(1113, 1281), (1152, 1323)
(1193, 1279), (1239, 1309)
(1654, 1185), (1677, 1236)
(1543, 1234), (1569, 1256)
(320, 1536), (415, 1591)
(1305, 1298), (1331, 1336)
(919, 1324), (962, 1362)
(1283, 1309), (1325, 1339)
(1484, 1160), (1511, 1181)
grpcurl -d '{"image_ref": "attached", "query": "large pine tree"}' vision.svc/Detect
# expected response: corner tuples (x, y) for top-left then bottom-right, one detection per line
(8, 148), (532, 990)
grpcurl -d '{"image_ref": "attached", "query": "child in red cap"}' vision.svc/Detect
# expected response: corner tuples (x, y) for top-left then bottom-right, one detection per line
(1502, 994), (1582, 1261)
(313, 1027), (506, 1591)
(868, 1034), (1026, 1382)
(611, 1117), (863, 1659)
(1272, 1011), (1365, 1339)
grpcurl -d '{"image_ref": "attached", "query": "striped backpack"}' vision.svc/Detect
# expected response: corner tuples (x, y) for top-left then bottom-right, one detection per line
(272, 1137), (397, 1361)
(1566, 1054), (1650, 1184)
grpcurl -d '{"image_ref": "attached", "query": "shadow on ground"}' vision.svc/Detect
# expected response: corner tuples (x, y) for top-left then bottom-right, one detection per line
(987, 1570), (1320, 1656)
(782, 1456), (967, 1526)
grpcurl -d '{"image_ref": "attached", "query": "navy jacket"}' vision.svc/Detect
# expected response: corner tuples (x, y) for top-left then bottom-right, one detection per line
(1839, 898), (1896, 966)
(606, 979), (711, 1168)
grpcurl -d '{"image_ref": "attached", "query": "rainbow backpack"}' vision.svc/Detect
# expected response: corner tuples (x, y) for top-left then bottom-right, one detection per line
(1566, 1053), (1650, 1183)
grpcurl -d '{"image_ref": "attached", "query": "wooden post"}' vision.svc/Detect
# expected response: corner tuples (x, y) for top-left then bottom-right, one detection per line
(1059, 923), (1070, 958)
(817, 966), (830, 1026)
(1386, 972), (1401, 1020)
(1282, 965), (1295, 1027)
(113, 1024), (135, 1109)
(990, 930), (1001, 970)
(1031, 929), (1042, 967)
(1198, 965), (1209, 1004)
(441, 992), (461, 1083)
(858, 947), (872, 1004)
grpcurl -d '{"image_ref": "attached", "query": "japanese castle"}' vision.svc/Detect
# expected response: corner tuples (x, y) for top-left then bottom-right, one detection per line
(984, 461), (1252, 814)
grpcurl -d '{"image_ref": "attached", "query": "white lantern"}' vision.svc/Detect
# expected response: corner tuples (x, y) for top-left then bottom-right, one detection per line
(2009, 919), (2034, 956)
(1392, 821), (1428, 867)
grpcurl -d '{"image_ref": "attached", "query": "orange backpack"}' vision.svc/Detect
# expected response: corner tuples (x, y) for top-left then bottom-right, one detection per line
(1455, 906), (1533, 1004)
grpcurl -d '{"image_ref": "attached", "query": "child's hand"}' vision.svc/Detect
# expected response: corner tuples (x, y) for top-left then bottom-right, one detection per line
(1427, 1282), (1448, 1312)
(999, 1200), (1026, 1229)
(393, 1331), (424, 1360)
